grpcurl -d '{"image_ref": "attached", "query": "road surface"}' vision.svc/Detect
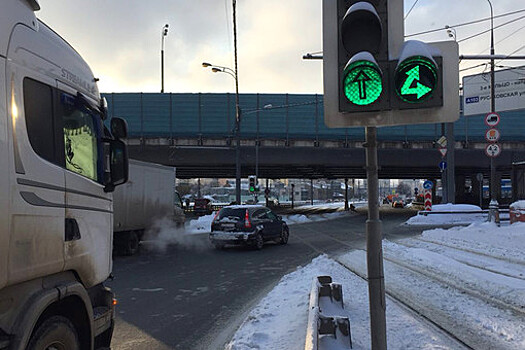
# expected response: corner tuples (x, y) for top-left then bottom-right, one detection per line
(108, 207), (424, 349)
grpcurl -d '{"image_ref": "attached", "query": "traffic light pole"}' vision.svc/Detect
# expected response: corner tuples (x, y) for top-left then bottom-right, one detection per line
(365, 126), (387, 350)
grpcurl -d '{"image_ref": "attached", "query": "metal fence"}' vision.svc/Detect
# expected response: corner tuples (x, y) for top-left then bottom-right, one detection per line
(102, 93), (525, 143)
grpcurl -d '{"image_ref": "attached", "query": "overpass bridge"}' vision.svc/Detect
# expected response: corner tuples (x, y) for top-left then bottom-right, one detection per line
(103, 92), (525, 187)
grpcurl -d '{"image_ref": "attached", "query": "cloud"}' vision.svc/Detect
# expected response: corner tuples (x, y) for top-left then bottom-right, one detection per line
(37, 0), (525, 93)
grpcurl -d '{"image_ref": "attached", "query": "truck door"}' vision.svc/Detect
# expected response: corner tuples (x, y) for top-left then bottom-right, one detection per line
(58, 86), (113, 286)
(6, 40), (66, 284)
(0, 57), (8, 289)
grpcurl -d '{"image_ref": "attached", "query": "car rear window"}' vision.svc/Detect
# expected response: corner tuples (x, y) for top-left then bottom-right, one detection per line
(218, 208), (246, 220)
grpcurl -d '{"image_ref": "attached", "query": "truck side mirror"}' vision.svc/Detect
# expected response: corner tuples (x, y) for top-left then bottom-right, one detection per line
(111, 117), (128, 139)
(104, 139), (128, 192)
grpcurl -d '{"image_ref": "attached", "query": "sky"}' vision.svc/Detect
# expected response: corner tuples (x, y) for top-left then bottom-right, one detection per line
(36, 0), (525, 94)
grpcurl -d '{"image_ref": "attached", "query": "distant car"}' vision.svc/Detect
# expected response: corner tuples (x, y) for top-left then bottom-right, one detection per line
(194, 198), (213, 216)
(392, 200), (404, 208)
(210, 205), (289, 250)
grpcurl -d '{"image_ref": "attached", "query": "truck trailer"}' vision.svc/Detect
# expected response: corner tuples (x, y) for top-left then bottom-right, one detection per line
(113, 160), (185, 255)
(0, 1), (128, 349)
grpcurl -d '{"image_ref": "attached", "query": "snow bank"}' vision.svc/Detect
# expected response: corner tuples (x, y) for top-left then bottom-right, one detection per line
(227, 255), (463, 350)
(184, 211), (350, 235)
(510, 200), (525, 210)
(405, 203), (485, 226)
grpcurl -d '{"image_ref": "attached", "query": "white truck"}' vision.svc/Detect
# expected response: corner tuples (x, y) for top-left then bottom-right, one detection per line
(0, 1), (129, 349)
(113, 160), (185, 255)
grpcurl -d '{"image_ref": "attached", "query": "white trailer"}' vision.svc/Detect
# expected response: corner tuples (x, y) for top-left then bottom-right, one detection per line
(0, 1), (128, 349)
(113, 160), (185, 255)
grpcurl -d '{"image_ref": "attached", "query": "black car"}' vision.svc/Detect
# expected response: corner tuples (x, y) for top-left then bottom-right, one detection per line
(210, 205), (289, 250)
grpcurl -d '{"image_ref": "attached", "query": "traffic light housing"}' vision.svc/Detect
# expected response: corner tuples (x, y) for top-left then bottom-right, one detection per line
(248, 176), (257, 193)
(323, 0), (459, 127)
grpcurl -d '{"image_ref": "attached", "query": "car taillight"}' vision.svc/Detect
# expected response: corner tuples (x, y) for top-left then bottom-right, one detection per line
(244, 209), (252, 228)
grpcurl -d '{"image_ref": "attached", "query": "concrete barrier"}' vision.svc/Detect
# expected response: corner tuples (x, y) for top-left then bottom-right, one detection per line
(305, 276), (352, 350)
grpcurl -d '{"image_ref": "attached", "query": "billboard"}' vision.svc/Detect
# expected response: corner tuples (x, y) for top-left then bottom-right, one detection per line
(462, 66), (525, 116)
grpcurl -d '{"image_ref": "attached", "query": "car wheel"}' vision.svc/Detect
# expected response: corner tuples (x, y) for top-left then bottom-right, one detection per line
(27, 316), (80, 350)
(254, 232), (264, 250)
(280, 227), (289, 245)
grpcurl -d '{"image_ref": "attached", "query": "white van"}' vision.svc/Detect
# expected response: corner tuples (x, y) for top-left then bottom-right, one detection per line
(0, 1), (128, 349)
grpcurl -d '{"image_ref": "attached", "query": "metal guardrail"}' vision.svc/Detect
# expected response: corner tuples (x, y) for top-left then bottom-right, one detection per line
(305, 276), (352, 350)
(417, 209), (511, 222)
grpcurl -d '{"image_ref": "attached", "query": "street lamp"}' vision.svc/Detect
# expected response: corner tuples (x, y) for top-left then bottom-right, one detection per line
(202, 61), (241, 204)
(445, 25), (457, 40)
(487, 0), (499, 222)
(161, 24), (169, 93)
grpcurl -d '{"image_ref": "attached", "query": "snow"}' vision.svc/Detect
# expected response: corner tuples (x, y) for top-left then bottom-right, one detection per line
(226, 256), (464, 350)
(184, 211), (352, 234)
(228, 212), (525, 349)
(404, 203), (486, 226)
(510, 200), (525, 210)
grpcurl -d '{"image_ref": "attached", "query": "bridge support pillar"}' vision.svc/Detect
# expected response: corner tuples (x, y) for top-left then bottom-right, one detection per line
(455, 175), (466, 204)
(472, 176), (482, 208)
(344, 178), (349, 211)
(311, 179), (314, 206)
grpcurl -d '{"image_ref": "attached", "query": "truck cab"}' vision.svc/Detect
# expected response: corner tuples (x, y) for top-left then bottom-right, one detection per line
(0, 1), (128, 349)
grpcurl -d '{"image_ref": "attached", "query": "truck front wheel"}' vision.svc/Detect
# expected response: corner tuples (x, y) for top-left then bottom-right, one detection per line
(27, 316), (80, 350)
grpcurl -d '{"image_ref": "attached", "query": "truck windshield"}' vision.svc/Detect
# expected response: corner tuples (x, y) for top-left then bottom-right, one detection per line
(60, 93), (99, 181)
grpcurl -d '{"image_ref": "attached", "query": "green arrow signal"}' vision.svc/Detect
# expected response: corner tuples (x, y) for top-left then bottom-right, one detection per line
(400, 65), (432, 99)
(343, 60), (382, 106)
(352, 70), (371, 100)
(394, 57), (438, 104)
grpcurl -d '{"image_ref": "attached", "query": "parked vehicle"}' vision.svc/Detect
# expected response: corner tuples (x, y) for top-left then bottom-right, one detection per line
(392, 200), (404, 208)
(210, 205), (289, 250)
(113, 160), (185, 255)
(0, 1), (128, 348)
(194, 198), (213, 216)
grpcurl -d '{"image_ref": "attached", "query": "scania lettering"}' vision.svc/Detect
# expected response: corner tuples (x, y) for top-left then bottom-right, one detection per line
(0, 1), (128, 349)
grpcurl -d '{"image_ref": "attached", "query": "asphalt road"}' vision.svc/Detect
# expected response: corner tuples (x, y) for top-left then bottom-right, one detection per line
(107, 207), (425, 350)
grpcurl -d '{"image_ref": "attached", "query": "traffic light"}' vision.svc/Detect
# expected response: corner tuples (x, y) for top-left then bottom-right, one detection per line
(248, 176), (256, 193)
(338, 1), (388, 113)
(323, 0), (459, 127)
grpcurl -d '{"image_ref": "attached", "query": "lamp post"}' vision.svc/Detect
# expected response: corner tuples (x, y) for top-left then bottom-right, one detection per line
(203, 62), (241, 204)
(445, 25), (457, 41)
(161, 24), (169, 93)
(487, 0), (499, 222)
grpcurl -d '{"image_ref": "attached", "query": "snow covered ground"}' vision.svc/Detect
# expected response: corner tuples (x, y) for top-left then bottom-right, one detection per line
(227, 209), (525, 349)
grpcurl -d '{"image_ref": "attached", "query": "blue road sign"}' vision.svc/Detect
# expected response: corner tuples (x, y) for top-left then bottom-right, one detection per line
(439, 161), (447, 171)
(423, 180), (433, 190)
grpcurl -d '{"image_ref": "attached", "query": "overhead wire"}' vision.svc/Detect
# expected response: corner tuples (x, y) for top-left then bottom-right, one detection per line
(458, 14), (525, 43)
(405, 8), (525, 38)
(404, 0), (420, 20)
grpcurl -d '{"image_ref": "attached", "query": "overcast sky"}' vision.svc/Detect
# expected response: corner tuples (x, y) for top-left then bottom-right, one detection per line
(37, 0), (525, 94)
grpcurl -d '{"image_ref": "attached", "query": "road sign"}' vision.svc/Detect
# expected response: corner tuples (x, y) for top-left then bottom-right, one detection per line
(485, 112), (500, 127)
(485, 143), (502, 158)
(423, 180), (433, 190)
(439, 147), (447, 157)
(463, 67), (525, 116)
(485, 128), (501, 142)
(436, 135), (447, 148)
(439, 161), (447, 171)
(424, 189), (432, 211)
